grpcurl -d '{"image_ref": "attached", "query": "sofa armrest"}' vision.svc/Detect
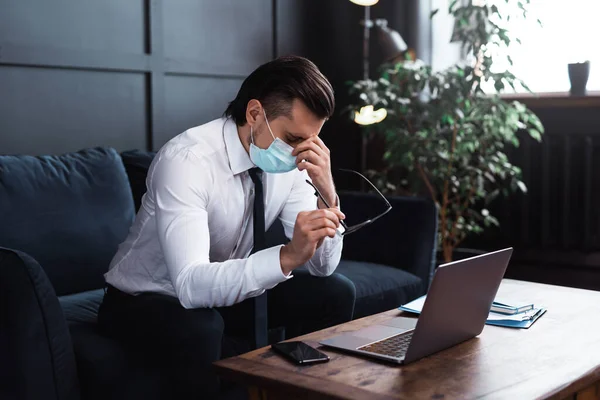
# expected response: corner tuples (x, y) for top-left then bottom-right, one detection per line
(0, 247), (79, 400)
(120, 149), (157, 212)
(338, 192), (438, 293)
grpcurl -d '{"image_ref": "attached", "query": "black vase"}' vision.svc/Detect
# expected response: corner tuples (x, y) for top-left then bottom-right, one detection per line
(568, 61), (590, 96)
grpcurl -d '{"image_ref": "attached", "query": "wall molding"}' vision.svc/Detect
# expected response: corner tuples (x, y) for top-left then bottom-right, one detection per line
(0, 0), (275, 154)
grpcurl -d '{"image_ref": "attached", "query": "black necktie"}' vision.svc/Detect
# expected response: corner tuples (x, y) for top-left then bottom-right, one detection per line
(248, 168), (266, 252)
(248, 167), (268, 347)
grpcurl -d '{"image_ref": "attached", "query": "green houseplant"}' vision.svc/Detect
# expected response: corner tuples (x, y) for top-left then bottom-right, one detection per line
(348, 0), (544, 262)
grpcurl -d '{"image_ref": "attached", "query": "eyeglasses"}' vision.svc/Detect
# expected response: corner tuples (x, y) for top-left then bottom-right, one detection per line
(305, 169), (392, 236)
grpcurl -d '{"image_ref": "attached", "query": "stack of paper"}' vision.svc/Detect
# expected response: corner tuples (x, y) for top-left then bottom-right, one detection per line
(398, 295), (546, 329)
(486, 307), (546, 328)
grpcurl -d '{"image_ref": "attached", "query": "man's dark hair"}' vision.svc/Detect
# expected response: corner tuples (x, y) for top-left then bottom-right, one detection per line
(224, 55), (335, 125)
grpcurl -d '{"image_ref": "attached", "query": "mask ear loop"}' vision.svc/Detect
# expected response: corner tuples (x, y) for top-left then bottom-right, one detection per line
(262, 109), (277, 141)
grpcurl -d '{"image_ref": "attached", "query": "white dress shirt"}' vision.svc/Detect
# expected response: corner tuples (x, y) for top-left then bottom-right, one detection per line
(105, 117), (343, 309)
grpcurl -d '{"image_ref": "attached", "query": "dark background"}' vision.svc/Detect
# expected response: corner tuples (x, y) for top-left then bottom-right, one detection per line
(0, 0), (424, 165)
(2, 0), (600, 288)
(468, 104), (600, 289)
(0, 0), (276, 155)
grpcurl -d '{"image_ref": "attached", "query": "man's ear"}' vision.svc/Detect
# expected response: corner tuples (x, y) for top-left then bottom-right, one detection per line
(245, 99), (262, 127)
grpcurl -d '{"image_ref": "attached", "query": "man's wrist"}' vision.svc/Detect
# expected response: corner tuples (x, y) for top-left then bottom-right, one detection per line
(280, 245), (300, 275)
(317, 188), (338, 209)
(318, 195), (339, 209)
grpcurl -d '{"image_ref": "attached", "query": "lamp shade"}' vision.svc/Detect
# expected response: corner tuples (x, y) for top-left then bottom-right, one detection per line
(354, 105), (387, 125)
(349, 0), (379, 5)
(374, 19), (408, 61)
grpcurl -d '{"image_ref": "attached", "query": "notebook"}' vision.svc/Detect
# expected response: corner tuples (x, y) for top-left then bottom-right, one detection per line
(490, 301), (534, 315)
(399, 295), (546, 329)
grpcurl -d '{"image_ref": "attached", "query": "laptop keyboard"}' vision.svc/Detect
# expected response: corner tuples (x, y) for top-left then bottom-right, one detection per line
(358, 331), (414, 359)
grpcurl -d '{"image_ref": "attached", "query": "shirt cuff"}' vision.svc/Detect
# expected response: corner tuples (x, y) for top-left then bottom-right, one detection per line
(250, 245), (293, 290)
(327, 228), (344, 249)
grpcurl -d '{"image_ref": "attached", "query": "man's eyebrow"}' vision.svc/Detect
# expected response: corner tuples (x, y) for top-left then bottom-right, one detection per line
(285, 132), (304, 139)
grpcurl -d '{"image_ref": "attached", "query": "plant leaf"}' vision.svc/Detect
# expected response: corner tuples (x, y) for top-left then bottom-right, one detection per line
(528, 129), (542, 141)
(449, 0), (458, 12)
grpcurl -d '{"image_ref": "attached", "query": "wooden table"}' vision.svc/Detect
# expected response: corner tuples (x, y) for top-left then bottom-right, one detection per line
(214, 279), (600, 400)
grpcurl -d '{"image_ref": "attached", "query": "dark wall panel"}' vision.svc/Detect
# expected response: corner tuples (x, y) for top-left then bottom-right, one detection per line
(0, 0), (275, 155)
(0, 66), (147, 155)
(0, 0), (145, 54)
(467, 106), (600, 270)
(163, 0), (272, 76)
(161, 75), (243, 148)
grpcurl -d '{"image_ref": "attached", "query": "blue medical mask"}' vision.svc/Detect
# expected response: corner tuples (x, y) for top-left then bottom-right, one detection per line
(249, 111), (297, 173)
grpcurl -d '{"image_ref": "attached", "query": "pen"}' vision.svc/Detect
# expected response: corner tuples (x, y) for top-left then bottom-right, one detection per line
(522, 308), (544, 321)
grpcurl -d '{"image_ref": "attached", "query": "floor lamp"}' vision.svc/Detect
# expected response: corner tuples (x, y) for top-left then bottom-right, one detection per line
(349, 0), (408, 187)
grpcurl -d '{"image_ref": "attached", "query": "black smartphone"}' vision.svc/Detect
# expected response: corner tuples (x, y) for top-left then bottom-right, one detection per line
(271, 341), (330, 365)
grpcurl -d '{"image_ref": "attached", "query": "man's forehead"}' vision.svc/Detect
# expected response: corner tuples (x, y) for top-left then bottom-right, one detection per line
(282, 118), (324, 137)
(282, 107), (326, 138)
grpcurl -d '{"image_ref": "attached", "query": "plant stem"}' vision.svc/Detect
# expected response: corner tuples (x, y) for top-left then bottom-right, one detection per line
(441, 125), (458, 262)
(443, 244), (453, 263)
(415, 161), (436, 202)
(451, 181), (476, 250)
(399, 114), (414, 135)
(450, 141), (487, 248)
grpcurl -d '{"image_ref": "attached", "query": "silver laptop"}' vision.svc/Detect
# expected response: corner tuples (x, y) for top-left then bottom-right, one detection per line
(320, 248), (513, 364)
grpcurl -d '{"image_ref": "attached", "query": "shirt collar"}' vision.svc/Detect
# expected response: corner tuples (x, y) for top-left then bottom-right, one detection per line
(223, 118), (255, 175)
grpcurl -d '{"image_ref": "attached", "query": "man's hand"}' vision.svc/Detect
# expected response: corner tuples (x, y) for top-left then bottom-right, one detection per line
(280, 208), (345, 275)
(293, 137), (337, 208)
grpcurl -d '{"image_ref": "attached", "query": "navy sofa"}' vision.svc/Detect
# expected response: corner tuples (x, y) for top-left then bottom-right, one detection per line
(0, 148), (437, 400)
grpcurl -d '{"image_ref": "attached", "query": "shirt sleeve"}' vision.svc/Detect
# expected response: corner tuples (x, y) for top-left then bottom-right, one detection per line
(278, 169), (344, 277)
(150, 149), (290, 309)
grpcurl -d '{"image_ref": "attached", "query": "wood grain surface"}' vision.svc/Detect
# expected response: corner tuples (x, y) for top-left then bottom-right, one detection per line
(215, 279), (600, 400)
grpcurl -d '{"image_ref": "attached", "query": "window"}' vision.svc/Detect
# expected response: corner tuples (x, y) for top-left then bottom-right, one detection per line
(489, 0), (600, 93)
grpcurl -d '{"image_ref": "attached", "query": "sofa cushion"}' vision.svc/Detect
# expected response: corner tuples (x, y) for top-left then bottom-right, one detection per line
(0, 148), (135, 296)
(336, 260), (423, 319)
(59, 289), (105, 325)
(120, 150), (156, 212)
(338, 191), (437, 290)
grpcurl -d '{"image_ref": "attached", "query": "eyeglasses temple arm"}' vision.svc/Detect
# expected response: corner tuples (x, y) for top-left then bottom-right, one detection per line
(338, 168), (392, 210)
(368, 204), (392, 224)
(305, 179), (349, 230)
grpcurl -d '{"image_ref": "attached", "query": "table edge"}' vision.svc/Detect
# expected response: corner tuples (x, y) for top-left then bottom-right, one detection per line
(214, 357), (396, 400)
(541, 364), (600, 400)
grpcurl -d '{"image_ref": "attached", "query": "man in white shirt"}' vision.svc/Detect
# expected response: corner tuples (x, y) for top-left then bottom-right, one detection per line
(98, 56), (355, 398)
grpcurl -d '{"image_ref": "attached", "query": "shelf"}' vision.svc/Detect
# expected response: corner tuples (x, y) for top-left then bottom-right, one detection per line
(500, 91), (600, 108)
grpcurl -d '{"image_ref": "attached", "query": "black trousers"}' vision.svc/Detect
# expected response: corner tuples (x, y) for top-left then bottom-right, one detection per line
(97, 269), (355, 399)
